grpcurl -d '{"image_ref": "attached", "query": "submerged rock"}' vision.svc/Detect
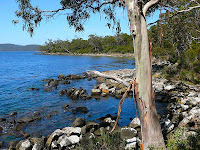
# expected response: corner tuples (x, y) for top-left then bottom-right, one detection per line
(72, 107), (88, 114)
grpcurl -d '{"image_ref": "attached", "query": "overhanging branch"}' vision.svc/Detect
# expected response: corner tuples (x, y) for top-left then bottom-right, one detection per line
(143, 0), (160, 16)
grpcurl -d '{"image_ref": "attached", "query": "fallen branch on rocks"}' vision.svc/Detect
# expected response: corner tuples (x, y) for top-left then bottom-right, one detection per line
(87, 70), (130, 87)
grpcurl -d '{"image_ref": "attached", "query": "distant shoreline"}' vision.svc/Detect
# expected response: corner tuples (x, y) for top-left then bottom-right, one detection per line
(42, 52), (134, 58)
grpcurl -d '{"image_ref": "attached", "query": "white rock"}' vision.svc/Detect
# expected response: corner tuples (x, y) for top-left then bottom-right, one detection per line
(66, 135), (80, 144)
(51, 141), (58, 148)
(182, 112), (188, 117)
(189, 107), (200, 116)
(99, 83), (108, 90)
(188, 92), (198, 97)
(62, 127), (81, 136)
(164, 85), (175, 91)
(164, 119), (174, 132)
(108, 87), (116, 94)
(180, 98), (187, 105)
(57, 135), (72, 148)
(20, 140), (31, 150)
(129, 117), (141, 128)
(189, 97), (200, 105)
(126, 137), (137, 143)
(180, 104), (189, 111)
(104, 117), (115, 123)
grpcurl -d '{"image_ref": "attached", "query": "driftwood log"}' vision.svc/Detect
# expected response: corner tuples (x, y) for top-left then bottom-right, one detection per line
(87, 70), (130, 87)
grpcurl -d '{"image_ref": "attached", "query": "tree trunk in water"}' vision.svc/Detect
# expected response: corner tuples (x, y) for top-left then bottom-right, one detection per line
(125, 0), (166, 149)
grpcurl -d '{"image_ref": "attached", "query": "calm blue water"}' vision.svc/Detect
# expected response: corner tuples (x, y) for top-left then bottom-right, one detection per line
(0, 51), (137, 143)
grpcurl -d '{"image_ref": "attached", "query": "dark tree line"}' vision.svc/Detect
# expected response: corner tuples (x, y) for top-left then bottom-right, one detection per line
(38, 33), (133, 54)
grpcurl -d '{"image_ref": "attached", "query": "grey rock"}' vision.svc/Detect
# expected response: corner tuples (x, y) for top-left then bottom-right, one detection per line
(43, 87), (52, 92)
(49, 80), (59, 87)
(121, 127), (137, 140)
(71, 117), (86, 127)
(125, 137), (137, 149)
(189, 97), (200, 106)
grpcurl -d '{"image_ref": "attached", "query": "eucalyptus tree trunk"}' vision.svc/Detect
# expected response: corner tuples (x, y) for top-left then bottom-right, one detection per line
(125, 0), (166, 149)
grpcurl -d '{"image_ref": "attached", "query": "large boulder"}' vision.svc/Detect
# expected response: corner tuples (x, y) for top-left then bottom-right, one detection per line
(120, 127), (137, 140)
(16, 139), (32, 150)
(48, 80), (59, 87)
(62, 127), (82, 136)
(17, 116), (34, 123)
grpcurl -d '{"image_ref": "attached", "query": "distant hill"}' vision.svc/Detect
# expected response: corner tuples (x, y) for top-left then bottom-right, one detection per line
(0, 44), (40, 51)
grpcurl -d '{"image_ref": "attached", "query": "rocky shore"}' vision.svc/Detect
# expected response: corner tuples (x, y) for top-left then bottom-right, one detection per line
(0, 60), (199, 149)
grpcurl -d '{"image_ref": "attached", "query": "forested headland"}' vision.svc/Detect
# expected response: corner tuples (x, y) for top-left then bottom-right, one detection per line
(38, 9), (200, 84)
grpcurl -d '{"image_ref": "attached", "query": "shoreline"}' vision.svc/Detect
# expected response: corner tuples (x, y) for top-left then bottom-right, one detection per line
(42, 52), (134, 58)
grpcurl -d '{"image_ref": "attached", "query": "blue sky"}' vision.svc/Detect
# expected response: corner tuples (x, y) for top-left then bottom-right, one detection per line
(0, 0), (160, 45)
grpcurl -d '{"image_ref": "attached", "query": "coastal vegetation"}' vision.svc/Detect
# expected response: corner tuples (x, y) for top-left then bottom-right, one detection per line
(38, 33), (133, 54)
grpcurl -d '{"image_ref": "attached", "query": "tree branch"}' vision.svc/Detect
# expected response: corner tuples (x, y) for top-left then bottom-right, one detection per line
(87, 70), (130, 86)
(143, 0), (160, 16)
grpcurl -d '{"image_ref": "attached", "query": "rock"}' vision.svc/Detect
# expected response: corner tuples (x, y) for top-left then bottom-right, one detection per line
(121, 127), (137, 140)
(45, 129), (64, 147)
(87, 95), (92, 99)
(58, 74), (65, 79)
(30, 138), (44, 150)
(91, 89), (101, 96)
(0, 118), (6, 122)
(72, 107), (88, 114)
(9, 140), (19, 150)
(104, 118), (115, 123)
(57, 135), (72, 148)
(164, 85), (175, 91)
(115, 95), (122, 99)
(68, 74), (86, 80)
(29, 88), (40, 91)
(178, 115), (194, 127)
(62, 104), (70, 110)
(70, 90), (80, 99)
(59, 90), (66, 96)
(115, 89), (123, 95)
(17, 116), (34, 123)
(10, 112), (18, 116)
(189, 97), (200, 106)
(94, 127), (104, 136)
(51, 141), (58, 149)
(48, 80), (59, 87)
(62, 127), (81, 136)
(71, 118), (86, 127)
(99, 83), (109, 93)
(66, 135), (81, 144)
(101, 92), (108, 97)
(189, 107), (200, 116)
(109, 87), (116, 94)
(163, 118), (174, 132)
(43, 87), (52, 92)
(15, 123), (27, 131)
(128, 117), (141, 128)
(0, 141), (4, 148)
(59, 80), (70, 84)
(16, 139), (32, 150)
(180, 104), (189, 111)
(188, 92), (198, 97)
(125, 137), (137, 149)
